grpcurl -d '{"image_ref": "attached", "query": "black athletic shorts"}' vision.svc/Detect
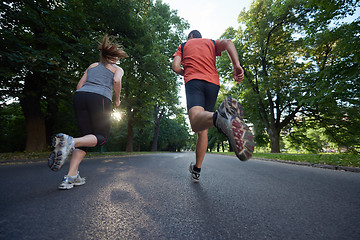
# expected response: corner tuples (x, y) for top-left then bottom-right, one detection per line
(185, 79), (220, 112)
(73, 91), (112, 152)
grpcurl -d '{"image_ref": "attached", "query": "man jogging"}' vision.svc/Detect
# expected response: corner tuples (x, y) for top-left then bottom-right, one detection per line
(172, 30), (254, 182)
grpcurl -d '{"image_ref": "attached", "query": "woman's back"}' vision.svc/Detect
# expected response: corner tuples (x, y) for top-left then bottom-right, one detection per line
(77, 63), (114, 101)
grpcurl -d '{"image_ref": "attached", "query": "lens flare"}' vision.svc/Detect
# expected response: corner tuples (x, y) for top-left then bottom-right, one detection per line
(112, 109), (121, 121)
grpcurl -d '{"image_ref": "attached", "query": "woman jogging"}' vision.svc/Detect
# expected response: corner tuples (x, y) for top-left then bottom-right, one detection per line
(48, 34), (128, 190)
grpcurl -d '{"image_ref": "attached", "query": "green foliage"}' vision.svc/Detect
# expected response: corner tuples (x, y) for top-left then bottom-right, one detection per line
(283, 119), (329, 153)
(0, 103), (26, 152)
(114, 0), (189, 152)
(157, 114), (191, 151)
(253, 152), (360, 168)
(0, 0), (190, 153)
(217, 0), (360, 153)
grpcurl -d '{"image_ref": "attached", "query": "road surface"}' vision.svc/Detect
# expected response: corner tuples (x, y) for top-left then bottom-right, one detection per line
(1, 152), (359, 239)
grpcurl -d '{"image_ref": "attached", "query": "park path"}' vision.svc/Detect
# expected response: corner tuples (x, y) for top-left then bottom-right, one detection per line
(1, 152), (359, 239)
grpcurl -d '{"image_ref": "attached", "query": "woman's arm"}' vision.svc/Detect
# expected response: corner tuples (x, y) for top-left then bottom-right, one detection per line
(113, 67), (124, 107)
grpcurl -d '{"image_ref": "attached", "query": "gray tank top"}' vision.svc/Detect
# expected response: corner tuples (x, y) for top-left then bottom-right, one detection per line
(77, 63), (114, 101)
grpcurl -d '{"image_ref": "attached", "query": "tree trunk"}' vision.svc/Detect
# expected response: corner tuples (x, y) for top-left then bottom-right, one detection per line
(20, 74), (47, 152)
(136, 129), (143, 152)
(151, 105), (165, 152)
(126, 114), (134, 152)
(126, 120), (133, 152)
(24, 114), (47, 152)
(228, 140), (233, 152)
(151, 124), (160, 152)
(268, 128), (281, 153)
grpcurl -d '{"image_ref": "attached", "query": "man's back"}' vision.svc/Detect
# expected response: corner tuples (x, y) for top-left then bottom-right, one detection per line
(176, 38), (221, 85)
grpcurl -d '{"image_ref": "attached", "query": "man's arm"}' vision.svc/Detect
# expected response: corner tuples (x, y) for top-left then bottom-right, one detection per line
(216, 39), (244, 83)
(172, 56), (184, 76)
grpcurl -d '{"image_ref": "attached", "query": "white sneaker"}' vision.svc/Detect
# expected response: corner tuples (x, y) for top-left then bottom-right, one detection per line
(48, 133), (75, 171)
(58, 172), (86, 190)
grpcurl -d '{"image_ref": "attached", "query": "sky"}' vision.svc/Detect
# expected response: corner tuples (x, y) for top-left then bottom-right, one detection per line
(162, 0), (254, 109)
(162, 0), (360, 40)
(162, 0), (254, 40)
(161, 0), (359, 110)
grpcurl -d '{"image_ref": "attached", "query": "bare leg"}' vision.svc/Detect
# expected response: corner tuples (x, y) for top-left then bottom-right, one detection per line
(195, 130), (208, 168)
(67, 149), (86, 176)
(67, 134), (97, 176)
(188, 106), (215, 168)
(188, 106), (214, 133)
(74, 134), (97, 148)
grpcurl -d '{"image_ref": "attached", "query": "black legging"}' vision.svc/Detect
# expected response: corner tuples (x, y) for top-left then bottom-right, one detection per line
(73, 91), (112, 152)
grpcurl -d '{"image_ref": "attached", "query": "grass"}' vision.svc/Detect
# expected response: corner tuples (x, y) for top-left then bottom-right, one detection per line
(217, 152), (360, 168)
(0, 151), (359, 168)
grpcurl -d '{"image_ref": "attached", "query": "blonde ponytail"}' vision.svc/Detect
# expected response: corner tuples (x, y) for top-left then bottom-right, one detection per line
(98, 34), (128, 63)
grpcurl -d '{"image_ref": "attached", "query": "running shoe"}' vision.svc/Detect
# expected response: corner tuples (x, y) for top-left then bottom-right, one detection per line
(58, 172), (86, 190)
(215, 97), (255, 161)
(189, 162), (200, 183)
(219, 96), (244, 120)
(48, 133), (75, 171)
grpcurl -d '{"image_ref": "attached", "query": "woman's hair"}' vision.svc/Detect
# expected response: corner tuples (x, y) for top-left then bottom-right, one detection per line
(98, 34), (128, 63)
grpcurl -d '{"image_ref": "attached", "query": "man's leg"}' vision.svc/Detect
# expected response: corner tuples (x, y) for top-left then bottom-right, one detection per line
(195, 129), (208, 168)
(188, 106), (214, 168)
(188, 106), (214, 133)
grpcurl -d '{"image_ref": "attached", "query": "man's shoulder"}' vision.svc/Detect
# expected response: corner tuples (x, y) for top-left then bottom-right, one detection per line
(188, 38), (213, 42)
(185, 38), (215, 47)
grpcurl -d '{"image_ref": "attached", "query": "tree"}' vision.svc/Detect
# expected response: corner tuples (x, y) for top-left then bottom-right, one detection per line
(121, 0), (188, 152)
(157, 113), (190, 152)
(0, 0), (94, 151)
(0, 102), (26, 152)
(217, 0), (360, 153)
(1, 0), (185, 153)
(297, 1), (360, 152)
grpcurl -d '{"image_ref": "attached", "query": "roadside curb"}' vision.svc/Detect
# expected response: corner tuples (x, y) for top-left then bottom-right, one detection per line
(253, 157), (360, 173)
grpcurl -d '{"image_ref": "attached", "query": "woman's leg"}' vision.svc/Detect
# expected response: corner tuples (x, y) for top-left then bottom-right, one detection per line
(66, 134), (97, 176)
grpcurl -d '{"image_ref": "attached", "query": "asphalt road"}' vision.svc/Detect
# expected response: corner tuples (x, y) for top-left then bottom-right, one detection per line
(0, 152), (359, 240)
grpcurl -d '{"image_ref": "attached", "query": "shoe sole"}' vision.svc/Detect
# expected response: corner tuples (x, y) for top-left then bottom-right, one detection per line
(58, 182), (85, 190)
(48, 133), (73, 172)
(58, 184), (74, 190)
(48, 150), (64, 171)
(217, 97), (255, 161)
(231, 119), (255, 161)
(52, 133), (66, 148)
(224, 96), (243, 120)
